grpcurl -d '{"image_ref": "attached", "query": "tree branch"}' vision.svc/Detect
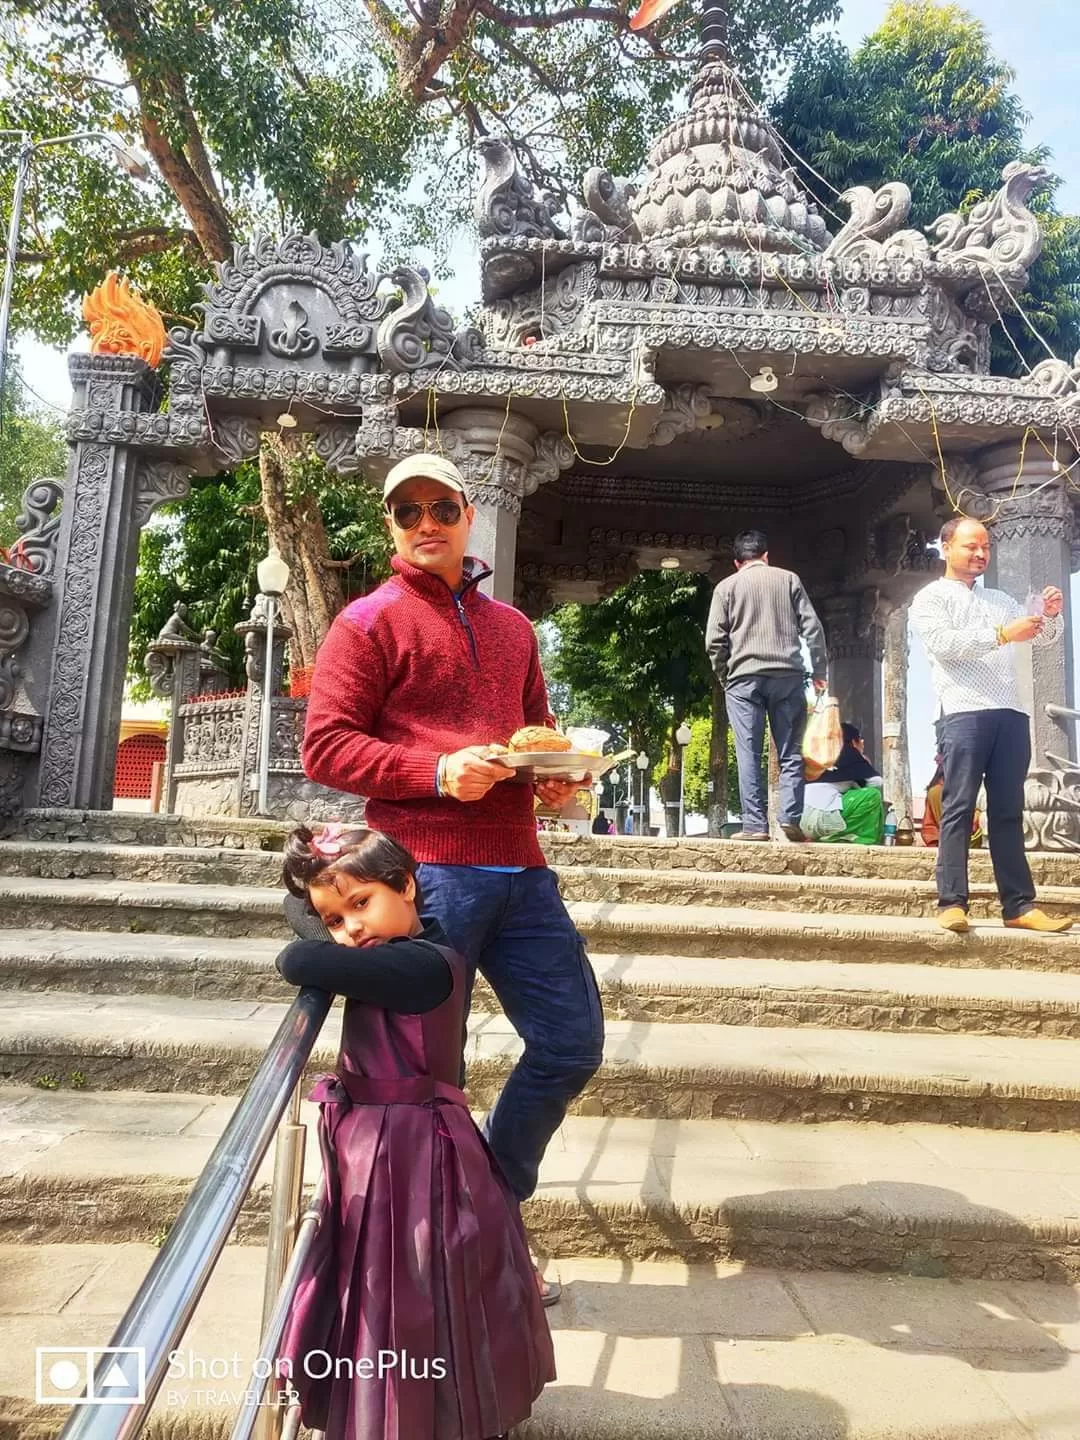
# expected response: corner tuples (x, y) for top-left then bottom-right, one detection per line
(474, 0), (629, 31)
(97, 0), (235, 262)
(485, 31), (567, 96)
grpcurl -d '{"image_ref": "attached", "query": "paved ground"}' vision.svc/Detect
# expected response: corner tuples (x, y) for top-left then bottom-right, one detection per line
(2, 1245), (1079, 1438)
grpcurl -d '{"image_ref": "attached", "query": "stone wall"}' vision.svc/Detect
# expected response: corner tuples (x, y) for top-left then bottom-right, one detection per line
(173, 768), (364, 824)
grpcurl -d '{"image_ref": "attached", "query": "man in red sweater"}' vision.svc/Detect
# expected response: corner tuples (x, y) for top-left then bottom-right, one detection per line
(303, 452), (604, 1298)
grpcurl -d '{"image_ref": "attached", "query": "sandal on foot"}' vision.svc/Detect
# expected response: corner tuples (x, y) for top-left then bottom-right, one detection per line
(534, 1266), (561, 1307)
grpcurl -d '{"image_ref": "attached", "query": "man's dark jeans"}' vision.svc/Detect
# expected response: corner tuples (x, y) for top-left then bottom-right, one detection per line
(416, 864), (605, 1202)
(938, 707), (1035, 920)
(725, 672), (808, 834)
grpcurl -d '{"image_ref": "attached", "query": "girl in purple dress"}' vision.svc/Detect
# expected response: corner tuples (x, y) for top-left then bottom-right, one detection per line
(276, 824), (555, 1440)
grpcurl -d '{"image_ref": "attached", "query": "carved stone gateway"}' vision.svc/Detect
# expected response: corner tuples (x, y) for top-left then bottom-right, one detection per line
(8, 42), (1080, 844)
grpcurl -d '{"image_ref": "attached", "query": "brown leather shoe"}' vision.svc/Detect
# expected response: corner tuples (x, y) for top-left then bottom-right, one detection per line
(780, 823), (809, 843)
(937, 907), (970, 934)
(1004, 909), (1073, 934)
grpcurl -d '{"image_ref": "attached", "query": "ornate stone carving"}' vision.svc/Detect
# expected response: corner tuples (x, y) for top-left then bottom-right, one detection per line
(134, 460), (192, 525)
(38, 443), (109, 808)
(804, 392), (871, 455)
(175, 696), (246, 772)
(524, 432), (576, 493)
(631, 61), (830, 254)
(144, 620), (201, 698)
(0, 596), (29, 711)
(268, 300), (319, 359)
(485, 262), (598, 347)
(824, 185), (929, 266)
(210, 415), (262, 467)
(871, 368), (1073, 439)
(0, 711), (42, 753)
(377, 267), (459, 374)
(474, 138), (565, 242)
(863, 513), (934, 578)
(313, 423), (363, 475)
(821, 589), (884, 658)
(10, 479), (64, 576)
(162, 231), (479, 384)
(926, 287), (988, 374)
(649, 384), (712, 447)
(514, 577), (556, 620)
(572, 168), (640, 244)
(930, 163), (1049, 277)
(236, 594), (291, 688)
(0, 752), (27, 817)
(1024, 766), (1080, 852)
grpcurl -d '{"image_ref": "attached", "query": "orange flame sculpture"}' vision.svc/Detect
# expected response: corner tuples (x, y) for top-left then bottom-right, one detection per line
(82, 272), (167, 369)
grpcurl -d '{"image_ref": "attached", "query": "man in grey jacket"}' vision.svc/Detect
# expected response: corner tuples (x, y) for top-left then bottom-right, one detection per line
(706, 530), (828, 841)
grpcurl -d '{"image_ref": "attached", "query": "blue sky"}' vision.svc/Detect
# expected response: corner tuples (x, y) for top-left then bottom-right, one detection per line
(12, 1), (1080, 795)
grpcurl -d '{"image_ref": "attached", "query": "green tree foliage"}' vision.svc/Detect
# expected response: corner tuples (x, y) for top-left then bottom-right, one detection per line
(0, 372), (65, 541)
(680, 714), (739, 815)
(545, 569), (714, 765)
(0, 0), (839, 679)
(774, 0), (1080, 371)
(129, 466), (391, 699)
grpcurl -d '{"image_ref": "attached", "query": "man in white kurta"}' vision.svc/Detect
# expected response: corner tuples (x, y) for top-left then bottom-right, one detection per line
(910, 516), (1072, 934)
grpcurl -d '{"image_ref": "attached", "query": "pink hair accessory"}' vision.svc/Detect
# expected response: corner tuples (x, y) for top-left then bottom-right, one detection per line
(310, 822), (348, 859)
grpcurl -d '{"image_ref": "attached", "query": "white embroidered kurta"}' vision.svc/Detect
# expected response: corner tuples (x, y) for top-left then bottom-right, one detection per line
(910, 578), (1025, 717)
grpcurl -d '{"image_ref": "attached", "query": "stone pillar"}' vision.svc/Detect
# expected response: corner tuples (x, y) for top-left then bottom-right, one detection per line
(821, 590), (885, 757)
(442, 408), (541, 605)
(881, 602), (912, 819)
(145, 637), (203, 816)
(978, 441), (1076, 765)
(35, 355), (191, 811)
(707, 679), (728, 837)
(235, 599), (292, 815)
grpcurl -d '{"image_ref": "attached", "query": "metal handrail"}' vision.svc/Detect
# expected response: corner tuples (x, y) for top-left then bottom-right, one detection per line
(228, 1178), (327, 1440)
(58, 986), (334, 1440)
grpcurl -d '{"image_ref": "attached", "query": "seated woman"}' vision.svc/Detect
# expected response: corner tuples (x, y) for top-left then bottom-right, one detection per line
(801, 723), (885, 845)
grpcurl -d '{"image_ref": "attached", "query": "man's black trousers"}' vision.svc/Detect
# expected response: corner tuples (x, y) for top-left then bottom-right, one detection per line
(937, 707), (1034, 920)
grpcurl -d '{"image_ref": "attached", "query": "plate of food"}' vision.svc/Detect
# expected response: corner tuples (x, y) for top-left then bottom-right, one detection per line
(490, 728), (633, 781)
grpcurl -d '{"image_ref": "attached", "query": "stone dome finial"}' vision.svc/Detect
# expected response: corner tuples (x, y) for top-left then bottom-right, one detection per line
(631, 60), (830, 253)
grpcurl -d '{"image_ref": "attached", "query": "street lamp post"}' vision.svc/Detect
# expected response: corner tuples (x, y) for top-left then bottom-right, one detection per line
(0, 130), (151, 406)
(636, 751), (650, 836)
(676, 721), (693, 837)
(255, 548), (291, 817)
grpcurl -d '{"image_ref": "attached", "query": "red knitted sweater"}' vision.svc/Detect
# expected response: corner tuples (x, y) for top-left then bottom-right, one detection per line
(302, 556), (554, 866)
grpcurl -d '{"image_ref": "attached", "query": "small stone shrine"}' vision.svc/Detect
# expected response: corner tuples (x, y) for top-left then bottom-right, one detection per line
(3, 18), (1080, 837)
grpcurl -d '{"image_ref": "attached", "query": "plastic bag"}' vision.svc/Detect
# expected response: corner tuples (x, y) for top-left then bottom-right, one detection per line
(803, 694), (842, 781)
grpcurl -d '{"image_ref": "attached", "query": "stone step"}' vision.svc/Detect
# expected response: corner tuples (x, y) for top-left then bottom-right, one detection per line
(5, 1087), (1080, 1283)
(3, 874), (1079, 975)
(562, 866), (1080, 921)
(543, 830), (1080, 889)
(4, 842), (1079, 922)
(3, 1244), (1077, 1439)
(5, 930), (1080, 1039)
(6, 808), (288, 852)
(9, 808), (1080, 887)
(3, 991), (1080, 1131)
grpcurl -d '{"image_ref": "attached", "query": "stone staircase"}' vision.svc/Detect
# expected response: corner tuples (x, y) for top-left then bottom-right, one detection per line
(2, 811), (1080, 1437)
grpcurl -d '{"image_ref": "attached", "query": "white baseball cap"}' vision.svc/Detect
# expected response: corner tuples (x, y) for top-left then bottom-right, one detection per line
(382, 453), (469, 504)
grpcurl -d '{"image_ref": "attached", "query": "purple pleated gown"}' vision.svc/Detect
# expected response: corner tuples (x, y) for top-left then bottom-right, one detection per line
(280, 945), (555, 1440)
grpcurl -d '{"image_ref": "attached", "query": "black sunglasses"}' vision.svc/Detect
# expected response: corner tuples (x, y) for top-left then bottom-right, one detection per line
(388, 498), (465, 530)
